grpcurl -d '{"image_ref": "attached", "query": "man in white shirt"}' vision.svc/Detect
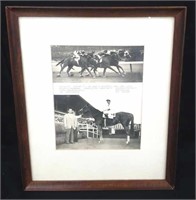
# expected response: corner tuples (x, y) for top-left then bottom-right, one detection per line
(73, 50), (80, 65)
(64, 108), (78, 144)
(102, 99), (115, 134)
(103, 99), (115, 119)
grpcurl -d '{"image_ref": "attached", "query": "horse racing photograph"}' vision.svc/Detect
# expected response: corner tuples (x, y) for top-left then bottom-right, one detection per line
(51, 45), (144, 83)
(54, 93), (142, 150)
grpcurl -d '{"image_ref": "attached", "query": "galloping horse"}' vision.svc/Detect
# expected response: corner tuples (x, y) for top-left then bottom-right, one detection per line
(56, 55), (94, 77)
(78, 104), (134, 144)
(87, 55), (120, 77)
(93, 52), (126, 77)
(56, 50), (131, 77)
(118, 49), (132, 61)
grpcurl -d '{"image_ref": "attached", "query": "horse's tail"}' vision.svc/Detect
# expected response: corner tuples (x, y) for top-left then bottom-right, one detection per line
(56, 58), (65, 66)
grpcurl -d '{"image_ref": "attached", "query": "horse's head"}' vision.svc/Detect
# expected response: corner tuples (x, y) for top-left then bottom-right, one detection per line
(118, 49), (125, 58)
(124, 50), (132, 61)
(110, 51), (120, 62)
(78, 104), (92, 117)
(93, 55), (101, 63)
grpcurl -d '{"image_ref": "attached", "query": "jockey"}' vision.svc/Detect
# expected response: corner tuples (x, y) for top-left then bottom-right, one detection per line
(96, 50), (110, 63)
(88, 51), (95, 57)
(73, 50), (80, 65)
(110, 49), (117, 54)
(103, 49), (111, 56)
(80, 50), (86, 57)
(95, 54), (102, 63)
(102, 99), (116, 134)
(102, 99), (115, 118)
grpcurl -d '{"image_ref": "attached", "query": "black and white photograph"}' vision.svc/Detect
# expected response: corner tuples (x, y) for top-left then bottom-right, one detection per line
(54, 93), (142, 150)
(52, 46), (143, 149)
(51, 45), (144, 83)
(4, 4), (193, 195)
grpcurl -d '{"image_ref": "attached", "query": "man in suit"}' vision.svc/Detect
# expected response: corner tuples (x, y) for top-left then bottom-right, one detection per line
(72, 110), (80, 143)
(64, 108), (78, 144)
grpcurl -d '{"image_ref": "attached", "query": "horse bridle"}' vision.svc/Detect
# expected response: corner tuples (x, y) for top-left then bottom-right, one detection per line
(78, 105), (103, 118)
(78, 105), (87, 114)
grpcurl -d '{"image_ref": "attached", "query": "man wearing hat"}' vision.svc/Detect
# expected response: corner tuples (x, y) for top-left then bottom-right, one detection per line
(64, 108), (78, 144)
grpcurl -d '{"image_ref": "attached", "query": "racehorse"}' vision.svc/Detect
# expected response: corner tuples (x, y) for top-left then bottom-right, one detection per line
(93, 51), (126, 77)
(56, 50), (131, 77)
(78, 104), (134, 144)
(87, 55), (121, 77)
(56, 55), (94, 77)
(118, 49), (132, 61)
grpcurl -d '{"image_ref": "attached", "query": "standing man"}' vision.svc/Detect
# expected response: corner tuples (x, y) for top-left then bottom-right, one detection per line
(64, 108), (78, 144)
(72, 110), (81, 143)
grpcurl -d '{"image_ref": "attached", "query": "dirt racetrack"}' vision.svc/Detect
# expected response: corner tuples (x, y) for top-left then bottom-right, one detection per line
(56, 137), (141, 150)
(52, 61), (143, 83)
(56, 130), (141, 150)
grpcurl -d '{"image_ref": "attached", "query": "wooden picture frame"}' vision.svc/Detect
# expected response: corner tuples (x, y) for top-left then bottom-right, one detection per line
(6, 6), (186, 191)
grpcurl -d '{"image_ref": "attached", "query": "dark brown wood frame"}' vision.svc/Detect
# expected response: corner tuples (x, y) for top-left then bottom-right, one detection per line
(6, 6), (186, 191)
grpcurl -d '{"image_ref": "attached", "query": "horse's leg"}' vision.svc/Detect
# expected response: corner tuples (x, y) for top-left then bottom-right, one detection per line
(57, 63), (67, 77)
(125, 115), (135, 144)
(103, 67), (107, 77)
(90, 65), (95, 72)
(93, 66), (98, 77)
(130, 115), (135, 137)
(107, 66), (120, 75)
(122, 124), (130, 144)
(99, 63), (106, 77)
(117, 64), (126, 76)
(102, 63), (119, 77)
(80, 67), (86, 77)
(98, 125), (103, 143)
(57, 59), (70, 77)
(85, 66), (94, 77)
(115, 66), (123, 76)
(82, 65), (96, 77)
(67, 65), (73, 77)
